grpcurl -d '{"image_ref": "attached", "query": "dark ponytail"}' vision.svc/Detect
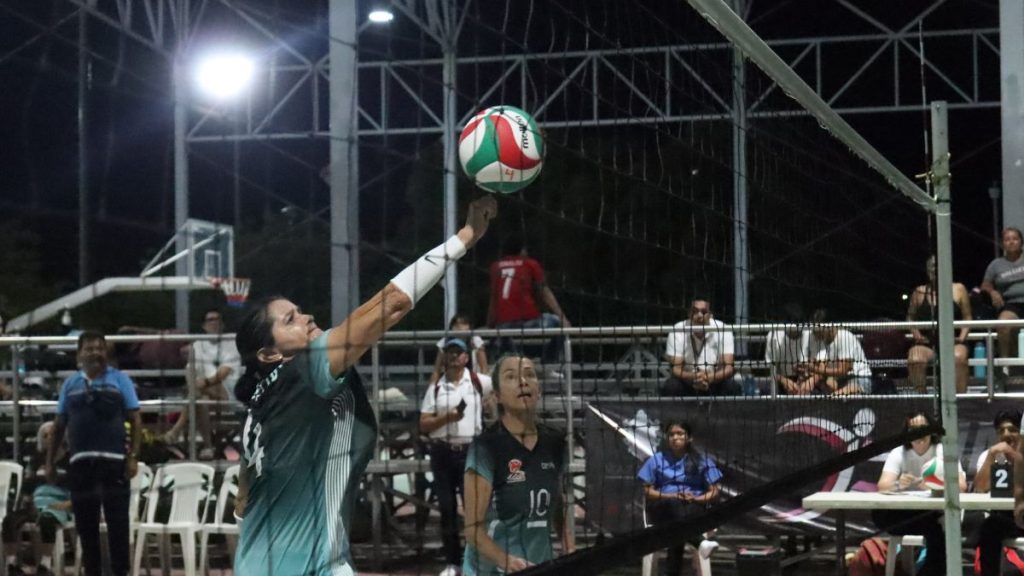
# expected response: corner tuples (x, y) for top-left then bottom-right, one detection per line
(235, 295), (283, 405)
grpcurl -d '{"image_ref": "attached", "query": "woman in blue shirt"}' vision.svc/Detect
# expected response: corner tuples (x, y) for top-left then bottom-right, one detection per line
(637, 420), (722, 576)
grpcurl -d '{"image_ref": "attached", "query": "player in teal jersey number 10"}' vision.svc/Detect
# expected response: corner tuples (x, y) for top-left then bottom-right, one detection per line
(463, 355), (575, 575)
(232, 196), (496, 576)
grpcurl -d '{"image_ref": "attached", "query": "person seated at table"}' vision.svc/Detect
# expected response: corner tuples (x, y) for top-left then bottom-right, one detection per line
(637, 420), (721, 576)
(972, 409), (1023, 576)
(874, 411), (966, 576)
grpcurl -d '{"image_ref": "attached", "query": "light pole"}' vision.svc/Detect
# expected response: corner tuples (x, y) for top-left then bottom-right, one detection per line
(173, 49), (256, 332)
(990, 182), (1002, 259)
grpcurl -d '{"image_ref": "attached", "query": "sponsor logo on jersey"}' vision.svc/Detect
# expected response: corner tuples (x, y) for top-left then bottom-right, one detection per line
(541, 461), (556, 470)
(507, 459), (526, 483)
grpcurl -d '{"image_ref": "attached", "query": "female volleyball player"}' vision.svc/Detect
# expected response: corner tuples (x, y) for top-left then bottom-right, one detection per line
(638, 420), (721, 576)
(232, 196), (496, 576)
(463, 355), (574, 574)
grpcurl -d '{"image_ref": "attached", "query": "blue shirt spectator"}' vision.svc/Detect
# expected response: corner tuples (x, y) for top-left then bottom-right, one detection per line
(637, 450), (723, 498)
(57, 366), (139, 463)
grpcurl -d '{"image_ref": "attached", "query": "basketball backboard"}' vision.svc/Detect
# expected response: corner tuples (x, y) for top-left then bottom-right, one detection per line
(141, 218), (234, 281)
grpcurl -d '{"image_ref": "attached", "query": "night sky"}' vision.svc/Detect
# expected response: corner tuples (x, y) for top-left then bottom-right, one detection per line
(0, 0), (1007, 330)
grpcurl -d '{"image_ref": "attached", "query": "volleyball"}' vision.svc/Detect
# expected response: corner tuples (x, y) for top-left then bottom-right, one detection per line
(458, 105), (544, 194)
(921, 457), (945, 491)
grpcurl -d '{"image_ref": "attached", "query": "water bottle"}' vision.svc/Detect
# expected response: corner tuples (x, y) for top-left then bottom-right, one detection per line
(742, 373), (759, 397)
(973, 342), (986, 379)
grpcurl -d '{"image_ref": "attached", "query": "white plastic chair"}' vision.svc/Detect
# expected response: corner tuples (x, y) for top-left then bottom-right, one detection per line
(640, 503), (717, 576)
(132, 463), (214, 576)
(0, 462), (24, 527)
(73, 461), (152, 575)
(884, 534), (924, 576)
(198, 465), (241, 575)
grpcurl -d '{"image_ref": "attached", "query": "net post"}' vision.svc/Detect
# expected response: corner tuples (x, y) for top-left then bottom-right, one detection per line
(563, 334), (575, 539)
(11, 345), (21, 464)
(932, 101), (962, 576)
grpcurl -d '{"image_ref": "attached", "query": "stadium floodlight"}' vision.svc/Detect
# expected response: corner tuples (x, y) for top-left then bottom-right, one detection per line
(368, 9), (394, 23)
(194, 51), (255, 100)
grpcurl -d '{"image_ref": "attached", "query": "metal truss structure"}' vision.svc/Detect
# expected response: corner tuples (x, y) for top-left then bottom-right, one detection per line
(9, 0), (1001, 326)
(59, 0), (1000, 140)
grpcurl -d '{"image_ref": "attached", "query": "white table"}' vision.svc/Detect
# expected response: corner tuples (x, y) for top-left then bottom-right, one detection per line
(801, 491), (1013, 574)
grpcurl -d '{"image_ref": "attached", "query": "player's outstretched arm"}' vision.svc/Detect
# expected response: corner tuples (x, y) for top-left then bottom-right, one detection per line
(326, 196), (497, 377)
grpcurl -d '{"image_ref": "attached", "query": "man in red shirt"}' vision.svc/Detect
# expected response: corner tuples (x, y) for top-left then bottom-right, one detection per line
(488, 235), (570, 373)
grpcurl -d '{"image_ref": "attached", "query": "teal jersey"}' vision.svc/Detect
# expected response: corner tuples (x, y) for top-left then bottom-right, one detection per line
(463, 423), (566, 576)
(236, 331), (377, 576)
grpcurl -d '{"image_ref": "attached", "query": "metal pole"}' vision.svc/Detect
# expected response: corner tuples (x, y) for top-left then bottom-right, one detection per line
(990, 183), (1001, 260)
(731, 0), (749, 348)
(442, 40), (458, 325)
(931, 101), (961, 576)
(329, 0), (360, 322)
(10, 347), (20, 464)
(1000, 0), (1024, 230)
(187, 362), (197, 461)
(78, 8), (90, 288)
(562, 336), (575, 536)
(173, 54), (190, 332)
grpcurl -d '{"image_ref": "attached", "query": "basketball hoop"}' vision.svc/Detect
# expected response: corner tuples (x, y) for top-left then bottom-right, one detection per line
(211, 277), (251, 308)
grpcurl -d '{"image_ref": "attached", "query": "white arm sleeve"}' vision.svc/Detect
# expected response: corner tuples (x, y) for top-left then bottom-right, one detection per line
(390, 235), (467, 308)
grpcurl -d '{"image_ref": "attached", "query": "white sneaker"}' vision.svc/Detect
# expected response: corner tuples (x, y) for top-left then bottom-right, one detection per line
(438, 565), (460, 576)
(698, 539), (719, 560)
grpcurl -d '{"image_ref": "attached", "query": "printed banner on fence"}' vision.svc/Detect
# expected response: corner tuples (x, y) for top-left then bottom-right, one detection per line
(584, 397), (1006, 537)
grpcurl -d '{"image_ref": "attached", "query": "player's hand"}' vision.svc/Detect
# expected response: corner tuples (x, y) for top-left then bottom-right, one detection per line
(126, 457), (138, 479)
(913, 334), (930, 345)
(447, 410), (466, 423)
(459, 196), (498, 249)
(504, 556), (533, 573)
(44, 464), (55, 485)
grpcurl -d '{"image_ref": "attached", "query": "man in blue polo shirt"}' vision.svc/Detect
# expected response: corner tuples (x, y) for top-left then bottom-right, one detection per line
(47, 331), (141, 576)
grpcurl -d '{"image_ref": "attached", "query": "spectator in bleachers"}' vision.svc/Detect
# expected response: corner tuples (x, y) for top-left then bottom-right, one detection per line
(488, 235), (570, 379)
(972, 409), (1023, 576)
(114, 325), (188, 393)
(638, 420), (721, 576)
(875, 412), (966, 576)
(661, 298), (739, 396)
(806, 308), (873, 395)
(47, 330), (141, 576)
(162, 308), (241, 460)
(463, 355), (573, 575)
(420, 337), (494, 576)
(430, 314), (489, 384)
(981, 228), (1024, 371)
(765, 302), (813, 395)
(3, 422), (71, 575)
(907, 255), (972, 393)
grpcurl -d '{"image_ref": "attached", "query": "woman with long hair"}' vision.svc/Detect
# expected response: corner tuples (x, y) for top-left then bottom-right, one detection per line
(873, 411), (966, 576)
(906, 255), (972, 393)
(232, 196), (496, 576)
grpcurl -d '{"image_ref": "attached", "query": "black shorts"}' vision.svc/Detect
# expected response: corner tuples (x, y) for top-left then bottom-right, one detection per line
(1001, 302), (1024, 318)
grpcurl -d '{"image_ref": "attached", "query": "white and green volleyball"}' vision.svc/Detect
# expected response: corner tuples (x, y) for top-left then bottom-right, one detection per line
(458, 105), (544, 194)
(921, 456), (945, 491)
